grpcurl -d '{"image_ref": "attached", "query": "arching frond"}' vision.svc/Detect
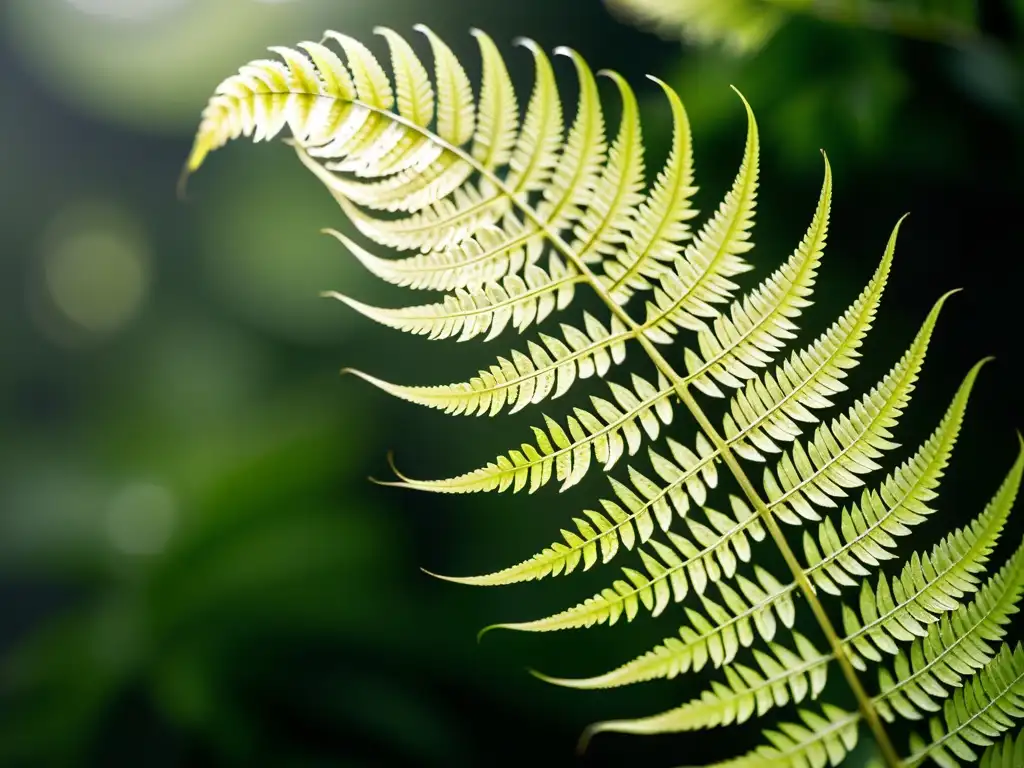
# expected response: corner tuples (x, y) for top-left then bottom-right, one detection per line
(760, 290), (950, 526)
(535, 362), (994, 689)
(187, 27), (1019, 768)
(433, 225), (893, 587)
(573, 631), (826, 740)
(679, 154), (831, 398)
(803, 358), (986, 595)
(488, 507), (774, 632)
(567, 372), (997, 738)
(599, 75), (696, 304)
(489, 292), (947, 634)
(437, 434), (721, 586)
(320, 224), (540, 293)
(724, 219), (899, 462)
(640, 92), (758, 342)
(693, 704), (860, 768)
(539, 566), (798, 687)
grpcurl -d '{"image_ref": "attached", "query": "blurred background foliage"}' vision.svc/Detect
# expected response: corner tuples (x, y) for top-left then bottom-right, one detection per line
(1, 0), (1022, 766)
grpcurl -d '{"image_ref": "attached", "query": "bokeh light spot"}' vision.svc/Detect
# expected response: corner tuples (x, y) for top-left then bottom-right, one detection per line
(105, 482), (176, 556)
(36, 201), (151, 342)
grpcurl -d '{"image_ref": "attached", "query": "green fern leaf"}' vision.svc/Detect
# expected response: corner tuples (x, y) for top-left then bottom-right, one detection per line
(575, 525), (1024, 745)
(905, 643), (1024, 767)
(599, 75), (696, 305)
(639, 91), (757, 344)
(689, 703), (860, 768)
(980, 729), (1024, 768)
(842, 443), (1022, 669)
(490, 291), (948, 632)
(876, 538), (1024, 723)
(346, 313), (631, 417)
(323, 256), (579, 342)
(186, 26), (1020, 768)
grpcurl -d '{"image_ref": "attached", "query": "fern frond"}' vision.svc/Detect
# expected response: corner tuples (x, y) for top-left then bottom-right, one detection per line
(760, 289), (951, 526)
(724, 219), (899, 462)
(796, 355), (984, 595)
(599, 75), (696, 304)
(436, 229), (894, 586)
(538, 362), (990, 687)
(489, 499), (773, 632)
(905, 643), (1024, 768)
(980, 729), (1024, 768)
(390, 373), (675, 493)
(576, 531), (1024, 745)
(842, 441), (1024, 669)
(677, 154), (830, 398)
(348, 313), (631, 417)
(536, 48), (608, 238)
(570, 69), (645, 265)
(571, 630), (826, 739)
(503, 37), (563, 198)
(323, 257), (579, 342)
(690, 704), (860, 768)
(696, 620), (1024, 767)
(320, 225), (539, 293)
(640, 91), (758, 342)
(534, 564), (798, 684)
(187, 28), (1017, 768)
(876, 538), (1024, 723)
(493, 293), (947, 633)
(439, 435), (721, 586)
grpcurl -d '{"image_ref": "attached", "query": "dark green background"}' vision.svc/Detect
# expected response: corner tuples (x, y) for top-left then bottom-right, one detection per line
(1, 1), (1022, 766)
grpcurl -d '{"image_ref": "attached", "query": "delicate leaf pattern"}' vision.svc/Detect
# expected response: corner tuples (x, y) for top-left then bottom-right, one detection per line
(187, 26), (1022, 768)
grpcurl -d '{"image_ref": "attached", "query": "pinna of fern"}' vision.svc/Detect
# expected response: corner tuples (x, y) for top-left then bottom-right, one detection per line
(185, 24), (1023, 768)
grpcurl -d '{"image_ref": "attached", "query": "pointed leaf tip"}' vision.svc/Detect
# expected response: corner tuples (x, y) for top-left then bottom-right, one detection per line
(477, 623), (505, 643)
(527, 667), (574, 687)
(386, 450), (418, 484)
(576, 723), (603, 755)
(419, 567), (484, 585)
(176, 163), (192, 203)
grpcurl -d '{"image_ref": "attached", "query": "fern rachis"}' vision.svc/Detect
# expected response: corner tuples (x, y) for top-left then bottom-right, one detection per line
(186, 25), (1023, 768)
